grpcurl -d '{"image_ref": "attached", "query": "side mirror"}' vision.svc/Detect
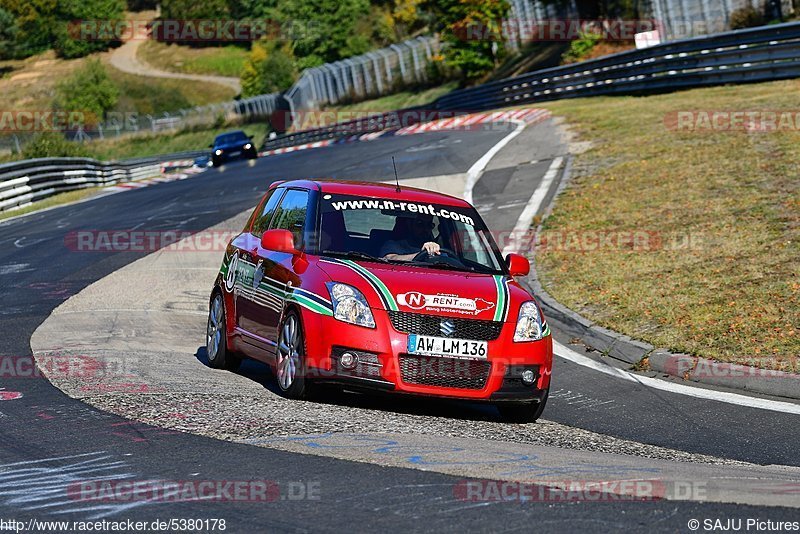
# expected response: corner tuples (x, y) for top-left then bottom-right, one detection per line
(506, 253), (530, 277)
(261, 229), (298, 254)
(208, 144), (213, 148)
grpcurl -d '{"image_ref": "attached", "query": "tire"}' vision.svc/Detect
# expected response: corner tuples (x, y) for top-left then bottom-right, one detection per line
(212, 156), (221, 167)
(497, 390), (549, 424)
(275, 311), (312, 399)
(206, 293), (241, 371)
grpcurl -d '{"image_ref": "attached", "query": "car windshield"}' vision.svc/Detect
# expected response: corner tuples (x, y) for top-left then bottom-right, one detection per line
(318, 193), (505, 274)
(215, 132), (248, 144)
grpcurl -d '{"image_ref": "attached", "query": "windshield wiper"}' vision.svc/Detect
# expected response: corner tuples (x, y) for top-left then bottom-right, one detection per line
(322, 250), (390, 263)
(405, 261), (471, 273)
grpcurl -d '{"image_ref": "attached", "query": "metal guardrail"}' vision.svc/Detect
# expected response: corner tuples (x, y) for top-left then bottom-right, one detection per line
(263, 21), (800, 151)
(5, 22), (800, 213)
(0, 150), (206, 212)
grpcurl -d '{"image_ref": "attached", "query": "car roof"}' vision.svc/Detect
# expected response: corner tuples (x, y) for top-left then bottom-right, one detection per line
(273, 179), (473, 209)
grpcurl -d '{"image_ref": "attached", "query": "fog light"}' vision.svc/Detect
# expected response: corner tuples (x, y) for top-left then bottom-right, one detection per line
(339, 352), (357, 370)
(521, 369), (536, 385)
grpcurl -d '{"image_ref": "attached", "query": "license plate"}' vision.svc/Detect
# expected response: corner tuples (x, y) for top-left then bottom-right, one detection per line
(407, 334), (487, 359)
(230, 151), (241, 157)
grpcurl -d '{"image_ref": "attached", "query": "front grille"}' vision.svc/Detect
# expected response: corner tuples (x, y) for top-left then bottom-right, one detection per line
(388, 311), (502, 341)
(398, 354), (491, 390)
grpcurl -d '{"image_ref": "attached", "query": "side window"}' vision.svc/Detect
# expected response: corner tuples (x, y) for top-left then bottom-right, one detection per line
(270, 189), (310, 248)
(251, 189), (284, 237)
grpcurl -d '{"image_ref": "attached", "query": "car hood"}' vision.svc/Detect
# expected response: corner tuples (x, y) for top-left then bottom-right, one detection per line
(215, 140), (249, 150)
(317, 257), (530, 322)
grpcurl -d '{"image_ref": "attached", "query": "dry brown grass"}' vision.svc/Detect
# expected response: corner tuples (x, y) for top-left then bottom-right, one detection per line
(536, 80), (800, 370)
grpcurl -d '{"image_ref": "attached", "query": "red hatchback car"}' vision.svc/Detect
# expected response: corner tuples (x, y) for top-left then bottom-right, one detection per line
(207, 180), (553, 422)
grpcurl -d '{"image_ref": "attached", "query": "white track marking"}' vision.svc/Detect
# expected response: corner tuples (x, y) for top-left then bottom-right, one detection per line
(464, 125), (799, 413)
(501, 156), (563, 255)
(463, 120), (528, 205)
(554, 341), (800, 415)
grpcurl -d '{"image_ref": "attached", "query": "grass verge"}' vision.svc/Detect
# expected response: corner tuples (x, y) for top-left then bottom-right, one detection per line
(86, 122), (270, 161)
(536, 80), (799, 371)
(0, 187), (101, 221)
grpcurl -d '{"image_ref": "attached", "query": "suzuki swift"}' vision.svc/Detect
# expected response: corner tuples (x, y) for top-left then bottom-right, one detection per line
(206, 179), (553, 422)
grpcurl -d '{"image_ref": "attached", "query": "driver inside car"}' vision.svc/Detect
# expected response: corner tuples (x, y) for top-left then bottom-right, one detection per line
(380, 214), (441, 261)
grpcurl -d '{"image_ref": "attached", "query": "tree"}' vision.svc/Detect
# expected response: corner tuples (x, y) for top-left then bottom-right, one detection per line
(0, 7), (18, 59)
(0, 0), (58, 57)
(53, 59), (119, 125)
(423, 0), (510, 82)
(281, 0), (371, 68)
(160, 0), (229, 20)
(53, 0), (125, 58)
(240, 40), (297, 97)
(0, 0), (124, 59)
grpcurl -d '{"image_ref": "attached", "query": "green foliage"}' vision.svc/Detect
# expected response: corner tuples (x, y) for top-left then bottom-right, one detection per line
(730, 5), (765, 29)
(561, 30), (602, 63)
(422, 0), (510, 82)
(160, 0), (229, 20)
(241, 40), (297, 97)
(125, 0), (158, 10)
(0, 0), (124, 59)
(22, 132), (92, 159)
(0, 0), (57, 57)
(53, 59), (119, 125)
(54, 0), (125, 59)
(0, 7), (18, 59)
(281, 0), (371, 65)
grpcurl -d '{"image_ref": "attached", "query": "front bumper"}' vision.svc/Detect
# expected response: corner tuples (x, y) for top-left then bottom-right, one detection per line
(302, 308), (552, 402)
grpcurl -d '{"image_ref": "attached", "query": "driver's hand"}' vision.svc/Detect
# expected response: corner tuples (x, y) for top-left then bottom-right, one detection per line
(422, 242), (440, 255)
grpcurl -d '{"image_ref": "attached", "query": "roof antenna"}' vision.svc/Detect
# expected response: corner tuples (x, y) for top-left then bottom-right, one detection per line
(392, 156), (401, 192)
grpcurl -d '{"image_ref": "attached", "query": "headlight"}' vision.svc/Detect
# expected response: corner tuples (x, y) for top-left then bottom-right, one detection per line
(327, 282), (375, 328)
(244, 143), (252, 150)
(514, 301), (543, 342)
(214, 149), (223, 155)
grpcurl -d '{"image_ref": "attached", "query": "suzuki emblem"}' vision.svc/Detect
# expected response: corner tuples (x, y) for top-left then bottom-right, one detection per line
(440, 319), (456, 337)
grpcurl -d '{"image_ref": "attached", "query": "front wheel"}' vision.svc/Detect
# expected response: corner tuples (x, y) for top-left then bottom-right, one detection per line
(206, 293), (241, 371)
(275, 311), (312, 399)
(497, 390), (549, 423)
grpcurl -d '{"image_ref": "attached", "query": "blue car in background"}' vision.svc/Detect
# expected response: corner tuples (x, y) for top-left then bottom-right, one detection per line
(210, 130), (258, 167)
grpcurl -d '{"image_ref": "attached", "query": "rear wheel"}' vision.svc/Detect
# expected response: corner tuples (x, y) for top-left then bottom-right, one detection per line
(275, 311), (312, 399)
(497, 390), (549, 423)
(206, 293), (241, 371)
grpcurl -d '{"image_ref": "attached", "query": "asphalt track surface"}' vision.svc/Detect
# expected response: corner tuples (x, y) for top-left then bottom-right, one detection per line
(1, 123), (798, 530)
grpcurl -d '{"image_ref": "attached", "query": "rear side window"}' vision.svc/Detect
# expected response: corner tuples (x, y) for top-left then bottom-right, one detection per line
(251, 189), (284, 237)
(271, 189), (310, 248)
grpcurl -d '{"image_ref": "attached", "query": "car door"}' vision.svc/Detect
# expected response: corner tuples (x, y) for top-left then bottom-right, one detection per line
(256, 188), (311, 343)
(234, 187), (284, 358)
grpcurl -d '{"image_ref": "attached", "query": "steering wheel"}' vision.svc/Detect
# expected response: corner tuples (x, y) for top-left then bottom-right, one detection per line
(412, 247), (465, 268)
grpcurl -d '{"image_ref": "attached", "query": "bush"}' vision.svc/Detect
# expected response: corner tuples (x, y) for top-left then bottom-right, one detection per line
(53, 59), (119, 126)
(562, 31), (603, 63)
(22, 132), (93, 159)
(730, 5), (765, 29)
(240, 41), (297, 97)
